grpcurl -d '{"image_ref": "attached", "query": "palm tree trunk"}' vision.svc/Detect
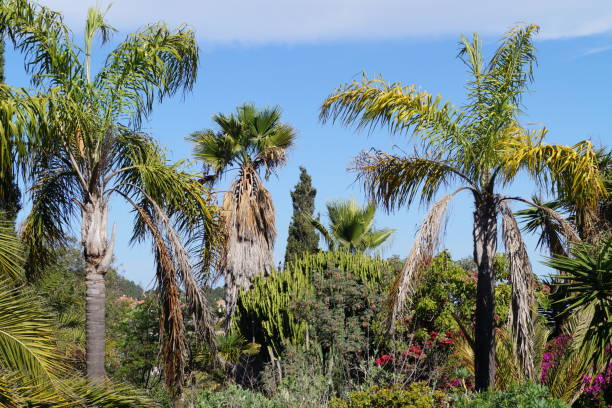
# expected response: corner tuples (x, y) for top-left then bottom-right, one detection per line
(473, 194), (498, 391)
(82, 194), (114, 380)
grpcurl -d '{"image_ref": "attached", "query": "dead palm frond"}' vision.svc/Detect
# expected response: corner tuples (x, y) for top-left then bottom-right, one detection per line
(500, 201), (537, 381)
(388, 188), (464, 332)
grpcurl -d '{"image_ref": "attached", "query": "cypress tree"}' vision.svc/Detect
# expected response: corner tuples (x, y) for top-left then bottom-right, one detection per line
(284, 166), (318, 264)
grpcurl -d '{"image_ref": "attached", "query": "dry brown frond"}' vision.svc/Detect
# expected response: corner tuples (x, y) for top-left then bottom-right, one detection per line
(500, 201), (537, 381)
(223, 165), (275, 325)
(387, 188), (465, 332)
(129, 201), (185, 396)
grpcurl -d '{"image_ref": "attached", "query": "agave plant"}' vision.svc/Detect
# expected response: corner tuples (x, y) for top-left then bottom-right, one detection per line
(545, 237), (612, 365)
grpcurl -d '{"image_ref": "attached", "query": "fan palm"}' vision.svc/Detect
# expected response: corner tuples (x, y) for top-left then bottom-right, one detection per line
(311, 198), (394, 253)
(0, 1), (223, 394)
(320, 24), (605, 390)
(188, 104), (296, 325)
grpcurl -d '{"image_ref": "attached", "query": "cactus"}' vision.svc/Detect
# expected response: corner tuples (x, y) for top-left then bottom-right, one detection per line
(234, 251), (391, 357)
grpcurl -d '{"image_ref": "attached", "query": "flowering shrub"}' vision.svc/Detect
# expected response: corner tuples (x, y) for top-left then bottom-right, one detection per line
(575, 362), (612, 408)
(370, 330), (456, 387)
(540, 335), (571, 382)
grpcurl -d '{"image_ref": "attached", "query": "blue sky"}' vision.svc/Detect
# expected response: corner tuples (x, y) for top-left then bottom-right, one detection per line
(7, 1), (612, 288)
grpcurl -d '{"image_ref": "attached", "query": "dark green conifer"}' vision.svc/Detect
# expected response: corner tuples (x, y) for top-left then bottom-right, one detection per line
(284, 166), (318, 264)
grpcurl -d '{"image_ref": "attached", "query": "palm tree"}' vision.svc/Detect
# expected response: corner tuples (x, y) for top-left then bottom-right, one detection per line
(311, 198), (394, 253)
(1, 1), (223, 393)
(188, 104), (296, 325)
(320, 24), (605, 390)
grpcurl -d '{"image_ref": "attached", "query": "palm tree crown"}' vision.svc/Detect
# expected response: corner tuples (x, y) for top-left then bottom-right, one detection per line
(311, 198), (394, 254)
(188, 103), (296, 326)
(320, 24), (605, 390)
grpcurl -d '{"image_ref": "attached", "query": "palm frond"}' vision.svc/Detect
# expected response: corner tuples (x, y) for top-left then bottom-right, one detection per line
(0, 0), (80, 87)
(387, 189), (463, 332)
(186, 130), (239, 179)
(545, 238), (612, 364)
(502, 135), (606, 209)
(0, 282), (62, 382)
(0, 216), (23, 282)
(354, 149), (473, 210)
(321, 75), (467, 150)
(21, 160), (77, 280)
(309, 216), (336, 251)
(515, 197), (567, 256)
(500, 201), (537, 380)
(96, 22), (198, 127)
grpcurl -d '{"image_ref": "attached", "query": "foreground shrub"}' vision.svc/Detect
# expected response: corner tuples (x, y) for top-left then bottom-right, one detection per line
(330, 382), (445, 408)
(197, 385), (282, 408)
(453, 383), (568, 408)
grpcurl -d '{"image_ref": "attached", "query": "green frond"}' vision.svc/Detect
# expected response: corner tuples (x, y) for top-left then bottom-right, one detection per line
(0, 216), (23, 282)
(186, 130), (240, 179)
(96, 22), (198, 127)
(362, 228), (395, 251)
(320, 75), (466, 151)
(110, 133), (222, 258)
(515, 197), (567, 256)
(309, 216), (336, 251)
(22, 160), (77, 279)
(0, 282), (62, 382)
(354, 149), (469, 210)
(0, 0), (80, 87)
(189, 103), (296, 180)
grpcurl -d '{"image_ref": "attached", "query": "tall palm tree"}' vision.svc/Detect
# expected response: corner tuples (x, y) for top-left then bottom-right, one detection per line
(320, 24), (605, 390)
(0, 1), (223, 394)
(188, 104), (296, 325)
(311, 198), (394, 253)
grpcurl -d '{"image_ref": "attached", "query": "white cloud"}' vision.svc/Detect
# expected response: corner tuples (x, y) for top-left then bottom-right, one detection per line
(37, 0), (612, 44)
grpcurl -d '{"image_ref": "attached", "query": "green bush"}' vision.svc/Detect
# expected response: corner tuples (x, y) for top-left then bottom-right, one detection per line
(453, 383), (568, 408)
(330, 382), (445, 408)
(197, 385), (283, 408)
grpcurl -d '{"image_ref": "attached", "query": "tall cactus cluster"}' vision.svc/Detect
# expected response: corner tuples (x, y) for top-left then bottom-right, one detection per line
(234, 251), (391, 357)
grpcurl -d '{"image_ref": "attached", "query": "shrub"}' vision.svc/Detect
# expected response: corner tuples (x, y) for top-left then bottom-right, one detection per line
(330, 382), (446, 408)
(453, 383), (568, 408)
(197, 385), (283, 408)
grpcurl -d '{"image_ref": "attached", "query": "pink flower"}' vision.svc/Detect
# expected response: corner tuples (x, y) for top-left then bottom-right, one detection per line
(449, 378), (462, 387)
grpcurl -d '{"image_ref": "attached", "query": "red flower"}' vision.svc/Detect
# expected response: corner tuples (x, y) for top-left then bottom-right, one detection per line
(375, 354), (394, 366)
(439, 339), (453, 345)
(445, 330), (454, 338)
(409, 345), (423, 355)
(430, 331), (439, 340)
